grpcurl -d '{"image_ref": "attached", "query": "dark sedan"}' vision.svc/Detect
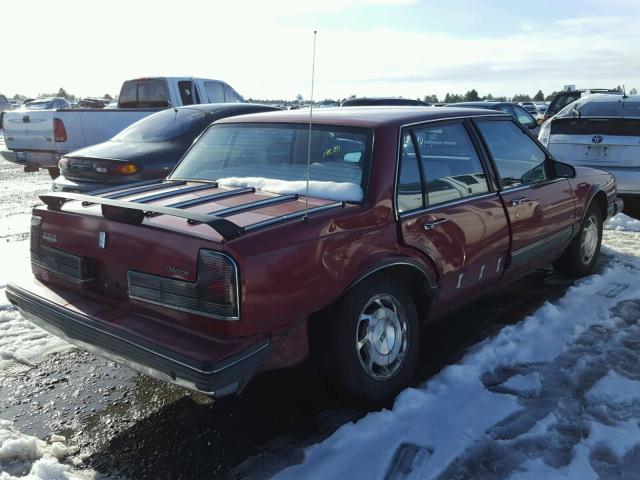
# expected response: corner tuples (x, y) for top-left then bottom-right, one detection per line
(52, 103), (280, 192)
(445, 101), (540, 135)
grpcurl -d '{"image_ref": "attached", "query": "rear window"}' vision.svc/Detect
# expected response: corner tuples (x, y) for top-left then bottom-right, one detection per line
(119, 79), (170, 108)
(26, 100), (54, 110)
(113, 108), (206, 143)
(170, 123), (372, 202)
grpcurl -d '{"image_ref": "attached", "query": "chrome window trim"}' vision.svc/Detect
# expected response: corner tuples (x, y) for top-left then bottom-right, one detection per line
(398, 192), (500, 219)
(127, 250), (241, 321)
(393, 113), (510, 220)
(498, 177), (566, 194)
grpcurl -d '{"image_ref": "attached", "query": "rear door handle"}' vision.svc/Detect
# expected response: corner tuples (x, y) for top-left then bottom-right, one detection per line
(423, 218), (448, 230)
(511, 197), (528, 206)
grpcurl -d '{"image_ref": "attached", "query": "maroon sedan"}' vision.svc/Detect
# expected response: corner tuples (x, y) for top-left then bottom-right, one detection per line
(7, 107), (623, 403)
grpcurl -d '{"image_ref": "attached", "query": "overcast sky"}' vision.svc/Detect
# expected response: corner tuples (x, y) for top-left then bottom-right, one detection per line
(2, 0), (638, 101)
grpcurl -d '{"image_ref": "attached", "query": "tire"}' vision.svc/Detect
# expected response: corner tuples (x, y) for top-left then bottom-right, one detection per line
(315, 274), (420, 404)
(553, 204), (603, 278)
(48, 168), (60, 180)
(622, 197), (640, 221)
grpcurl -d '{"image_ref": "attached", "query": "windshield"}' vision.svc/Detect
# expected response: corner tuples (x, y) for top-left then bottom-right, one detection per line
(113, 108), (206, 143)
(26, 100), (53, 110)
(170, 123), (372, 202)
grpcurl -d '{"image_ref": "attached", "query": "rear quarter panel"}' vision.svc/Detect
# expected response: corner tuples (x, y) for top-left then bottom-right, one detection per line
(569, 166), (616, 221)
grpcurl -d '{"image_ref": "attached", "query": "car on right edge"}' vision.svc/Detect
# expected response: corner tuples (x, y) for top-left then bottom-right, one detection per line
(539, 93), (640, 218)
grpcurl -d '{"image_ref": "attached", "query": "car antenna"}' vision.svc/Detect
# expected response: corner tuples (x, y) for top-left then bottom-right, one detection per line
(303, 30), (317, 222)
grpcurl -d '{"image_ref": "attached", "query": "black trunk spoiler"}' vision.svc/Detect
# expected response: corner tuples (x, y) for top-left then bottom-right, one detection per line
(40, 182), (344, 241)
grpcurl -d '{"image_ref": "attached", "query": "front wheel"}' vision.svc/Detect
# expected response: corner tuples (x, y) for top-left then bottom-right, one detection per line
(318, 275), (420, 404)
(553, 204), (603, 278)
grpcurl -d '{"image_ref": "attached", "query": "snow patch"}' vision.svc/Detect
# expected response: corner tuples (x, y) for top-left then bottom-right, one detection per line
(0, 421), (96, 479)
(586, 370), (640, 405)
(216, 177), (363, 202)
(605, 213), (640, 232)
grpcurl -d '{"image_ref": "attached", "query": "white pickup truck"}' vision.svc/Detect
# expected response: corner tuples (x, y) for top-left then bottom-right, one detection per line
(0, 77), (244, 178)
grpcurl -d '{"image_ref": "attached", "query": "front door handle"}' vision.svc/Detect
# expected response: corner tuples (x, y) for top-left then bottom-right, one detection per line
(511, 197), (528, 206)
(423, 218), (448, 230)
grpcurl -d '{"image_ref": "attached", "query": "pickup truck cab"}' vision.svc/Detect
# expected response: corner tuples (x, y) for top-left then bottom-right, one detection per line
(1, 77), (243, 178)
(7, 107), (623, 403)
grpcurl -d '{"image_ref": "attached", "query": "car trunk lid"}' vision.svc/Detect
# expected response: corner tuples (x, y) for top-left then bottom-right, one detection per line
(548, 118), (640, 167)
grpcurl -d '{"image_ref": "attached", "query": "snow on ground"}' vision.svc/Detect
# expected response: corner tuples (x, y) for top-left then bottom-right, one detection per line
(275, 217), (640, 480)
(0, 420), (96, 480)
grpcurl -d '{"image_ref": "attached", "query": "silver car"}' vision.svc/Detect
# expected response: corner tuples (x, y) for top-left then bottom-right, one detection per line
(539, 93), (640, 218)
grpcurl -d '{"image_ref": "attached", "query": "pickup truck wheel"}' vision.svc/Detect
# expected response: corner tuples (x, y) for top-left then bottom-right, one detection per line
(326, 275), (420, 404)
(553, 204), (602, 279)
(48, 168), (60, 180)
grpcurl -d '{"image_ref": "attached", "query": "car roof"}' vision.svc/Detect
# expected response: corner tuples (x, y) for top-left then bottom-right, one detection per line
(214, 106), (507, 129)
(578, 93), (637, 103)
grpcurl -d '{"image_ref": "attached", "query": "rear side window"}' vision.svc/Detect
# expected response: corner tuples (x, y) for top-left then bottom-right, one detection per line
(178, 81), (195, 106)
(397, 122), (489, 211)
(119, 79), (170, 108)
(205, 82), (225, 103)
(476, 120), (548, 188)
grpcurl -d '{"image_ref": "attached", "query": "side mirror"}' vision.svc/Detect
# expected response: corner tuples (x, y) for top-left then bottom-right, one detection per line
(553, 160), (576, 179)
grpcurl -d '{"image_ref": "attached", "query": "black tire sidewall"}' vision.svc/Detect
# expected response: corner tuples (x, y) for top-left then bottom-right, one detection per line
(332, 276), (420, 403)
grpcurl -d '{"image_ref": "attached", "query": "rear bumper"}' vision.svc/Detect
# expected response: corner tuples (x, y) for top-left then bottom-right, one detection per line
(6, 281), (270, 397)
(1, 149), (61, 168)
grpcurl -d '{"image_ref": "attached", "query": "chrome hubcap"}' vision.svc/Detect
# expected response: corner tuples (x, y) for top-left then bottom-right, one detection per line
(356, 293), (408, 381)
(581, 216), (599, 265)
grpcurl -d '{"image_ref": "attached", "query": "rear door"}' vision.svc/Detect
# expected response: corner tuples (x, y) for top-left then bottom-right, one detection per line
(397, 120), (510, 306)
(473, 119), (576, 279)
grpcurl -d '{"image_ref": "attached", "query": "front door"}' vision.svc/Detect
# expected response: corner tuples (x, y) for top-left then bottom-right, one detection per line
(473, 119), (576, 279)
(397, 121), (510, 309)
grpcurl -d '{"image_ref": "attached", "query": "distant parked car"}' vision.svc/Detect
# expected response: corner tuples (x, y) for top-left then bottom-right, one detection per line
(341, 97), (429, 107)
(534, 103), (548, 119)
(9, 100), (22, 110)
(75, 98), (109, 109)
(539, 93), (640, 219)
(53, 103), (280, 192)
(445, 101), (540, 135)
(24, 97), (71, 110)
(519, 102), (537, 115)
(543, 89), (620, 121)
(0, 95), (11, 112)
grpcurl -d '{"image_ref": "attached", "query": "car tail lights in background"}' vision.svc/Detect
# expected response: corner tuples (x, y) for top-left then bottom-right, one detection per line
(53, 118), (67, 142)
(58, 157), (70, 171)
(128, 250), (239, 320)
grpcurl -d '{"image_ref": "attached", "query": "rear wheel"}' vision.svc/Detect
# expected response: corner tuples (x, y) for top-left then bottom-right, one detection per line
(553, 204), (602, 278)
(316, 275), (420, 404)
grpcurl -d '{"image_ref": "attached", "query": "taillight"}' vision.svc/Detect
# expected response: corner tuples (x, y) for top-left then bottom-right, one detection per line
(127, 250), (239, 320)
(59, 157), (69, 170)
(53, 118), (67, 142)
(108, 163), (139, 175)
(197, 250), (239, 318)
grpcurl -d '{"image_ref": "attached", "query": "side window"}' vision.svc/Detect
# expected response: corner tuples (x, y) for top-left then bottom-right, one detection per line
(476, 120), (548, 189)
(413, 123), (488, 207)
(397, 132), (423, 212)
(513, 106), (535, 126)
(205, 82), (225, 103)
(178, 81), (195, 105)
(224, 85), (241, 103)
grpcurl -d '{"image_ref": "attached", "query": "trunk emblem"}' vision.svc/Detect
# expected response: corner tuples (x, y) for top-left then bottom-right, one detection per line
(167, 266), (190, 277)
(98, 232), (108, 249)
(592, 135), (604, 144)
(42, 232), (57, 243)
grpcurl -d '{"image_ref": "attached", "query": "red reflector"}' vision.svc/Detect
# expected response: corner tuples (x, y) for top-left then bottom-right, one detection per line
(53, 118), (67, 142)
